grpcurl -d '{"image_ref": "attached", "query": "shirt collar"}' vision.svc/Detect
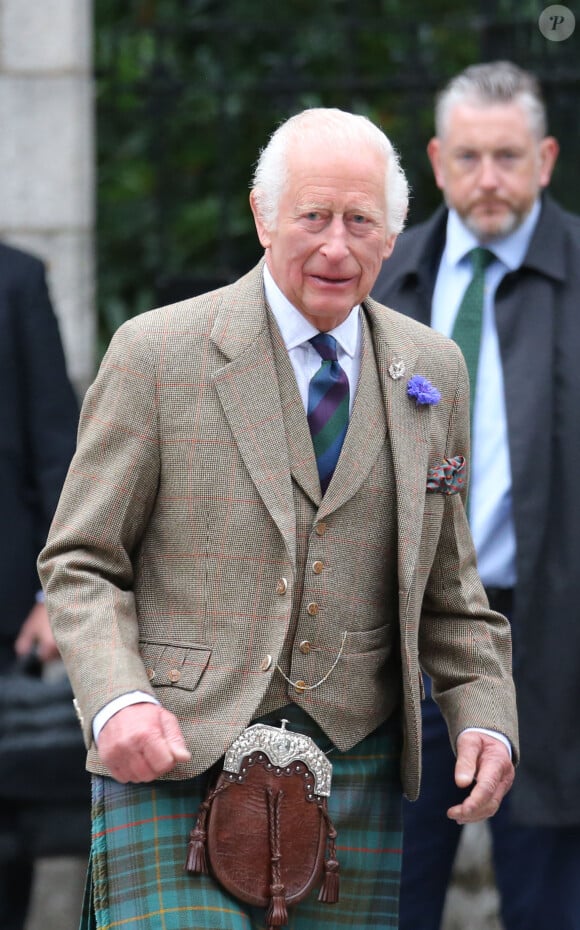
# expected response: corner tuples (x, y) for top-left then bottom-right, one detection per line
(263, 263), (360, 357)
(445, 199), (542, 271)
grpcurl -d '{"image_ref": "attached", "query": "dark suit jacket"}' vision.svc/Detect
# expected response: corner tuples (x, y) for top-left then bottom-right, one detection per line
(0, 242), (78, 664)
(372, 195), (580, 826)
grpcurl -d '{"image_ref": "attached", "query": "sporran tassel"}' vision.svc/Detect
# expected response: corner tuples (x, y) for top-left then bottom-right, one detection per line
(266, 882), (289, 928)
(185, 780), (233, 875)
(318, 855), (340, 903)
(318, 823), (340, 903)
(185, 824), (209, 875)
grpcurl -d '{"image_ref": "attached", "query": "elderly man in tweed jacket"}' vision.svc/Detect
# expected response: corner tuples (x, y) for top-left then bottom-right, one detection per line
(39, 108), (518, 930)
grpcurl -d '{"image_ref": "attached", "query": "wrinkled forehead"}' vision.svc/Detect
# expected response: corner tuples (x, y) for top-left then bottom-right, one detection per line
(285, 139), (388, 198)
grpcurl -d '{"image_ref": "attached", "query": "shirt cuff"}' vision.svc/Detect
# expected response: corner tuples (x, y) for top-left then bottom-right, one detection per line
(93, 690), (160, 743)
(461, 727), (512, 760)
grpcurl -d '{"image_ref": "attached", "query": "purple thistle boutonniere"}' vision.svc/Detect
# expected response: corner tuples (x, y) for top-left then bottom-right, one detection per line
(407, 375), (441, 406)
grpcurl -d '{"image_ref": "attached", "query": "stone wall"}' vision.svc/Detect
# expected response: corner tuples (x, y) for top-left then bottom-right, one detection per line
(0, 0), (95, 394)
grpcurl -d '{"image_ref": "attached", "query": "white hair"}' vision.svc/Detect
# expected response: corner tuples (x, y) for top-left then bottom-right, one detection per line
(251, 107), (409, 235)
(435, 61), (547, 140)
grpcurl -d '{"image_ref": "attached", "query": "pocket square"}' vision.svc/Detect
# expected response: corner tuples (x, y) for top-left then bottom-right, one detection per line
(426, 455), (466, 495)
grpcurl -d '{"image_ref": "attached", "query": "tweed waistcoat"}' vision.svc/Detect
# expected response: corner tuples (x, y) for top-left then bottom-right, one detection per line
(254, 310), (401, 749)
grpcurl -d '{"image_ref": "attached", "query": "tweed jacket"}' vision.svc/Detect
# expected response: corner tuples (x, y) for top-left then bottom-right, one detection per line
(39, 260), (518, 801)
(0, 242), (78, 662)
(372, 195), (580, 824)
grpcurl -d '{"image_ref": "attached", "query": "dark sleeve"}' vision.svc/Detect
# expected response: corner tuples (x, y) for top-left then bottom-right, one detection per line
(12, 253), (80, 544)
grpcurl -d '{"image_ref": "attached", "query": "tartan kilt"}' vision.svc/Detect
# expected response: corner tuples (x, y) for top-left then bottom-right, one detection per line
(81, 707), (403, 930)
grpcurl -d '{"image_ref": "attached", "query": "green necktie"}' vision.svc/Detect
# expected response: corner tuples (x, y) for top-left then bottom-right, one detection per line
(451, 247), (493, 426)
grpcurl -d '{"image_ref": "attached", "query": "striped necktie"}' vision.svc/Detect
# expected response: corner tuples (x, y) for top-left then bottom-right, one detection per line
(451, 246), (494, 426)
(307, 333), (350, 495)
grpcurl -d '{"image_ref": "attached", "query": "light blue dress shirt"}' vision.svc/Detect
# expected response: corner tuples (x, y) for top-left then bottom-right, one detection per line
(432, 201), (541, 588)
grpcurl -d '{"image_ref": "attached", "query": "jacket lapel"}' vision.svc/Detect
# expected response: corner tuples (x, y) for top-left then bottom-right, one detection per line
(317, 311), (387, 516)
(210, 263), (296, 567)
(363, 299), (431, 593)
(268, 311), (322, 506)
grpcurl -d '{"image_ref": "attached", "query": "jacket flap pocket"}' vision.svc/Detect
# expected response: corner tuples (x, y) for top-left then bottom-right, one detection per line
(140, 640), (212, 690)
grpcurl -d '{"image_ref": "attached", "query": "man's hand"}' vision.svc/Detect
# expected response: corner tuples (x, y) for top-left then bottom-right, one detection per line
(96, 703), (192, 783)
(14, 602), (61, 662)
(447, 730), (515, 824)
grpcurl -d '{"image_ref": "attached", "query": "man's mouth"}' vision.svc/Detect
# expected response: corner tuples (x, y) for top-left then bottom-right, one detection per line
(310, 273), (353, 285)
(472, 200), (508, 213)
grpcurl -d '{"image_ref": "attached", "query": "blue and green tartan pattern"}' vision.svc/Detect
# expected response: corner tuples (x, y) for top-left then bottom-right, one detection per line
(307, 333), (350, 495)
(81, 711), (402, 929)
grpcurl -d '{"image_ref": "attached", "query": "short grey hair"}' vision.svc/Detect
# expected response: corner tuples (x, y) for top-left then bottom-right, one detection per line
(435, 61), (547, 140)
(251, 107), (409, 236)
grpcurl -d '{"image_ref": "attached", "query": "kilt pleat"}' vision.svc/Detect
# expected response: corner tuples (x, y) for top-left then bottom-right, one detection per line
(80, 708), (402, 930)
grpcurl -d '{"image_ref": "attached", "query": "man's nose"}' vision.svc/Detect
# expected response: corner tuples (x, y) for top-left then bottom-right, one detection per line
(478, 155), (500, 189)
(320, 217), (350, 259)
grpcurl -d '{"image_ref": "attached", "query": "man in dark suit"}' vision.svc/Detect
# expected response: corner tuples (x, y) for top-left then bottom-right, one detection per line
(372, 60), (580, 930)
(0, 242), (79, 930)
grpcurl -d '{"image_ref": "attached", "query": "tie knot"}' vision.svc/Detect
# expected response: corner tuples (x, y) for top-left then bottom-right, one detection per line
(469, 247), (494, 275)
(310, 332), (339, 361)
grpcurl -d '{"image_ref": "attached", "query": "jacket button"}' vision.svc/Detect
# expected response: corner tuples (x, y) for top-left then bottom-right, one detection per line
(312, 560), (324, 574)
(169, 668), (181, 683)
(315, 521), (327, 536)
(307, 602), (319, 617)
(276, 577), (288, 595)
(299, 640), (311, 655)
(294, 680), (307, 693)
(260, 655), (272, 672)
(146, 668), (156, 681)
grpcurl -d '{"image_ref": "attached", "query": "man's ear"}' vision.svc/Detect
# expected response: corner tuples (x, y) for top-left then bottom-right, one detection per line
(426, 137), (445, 191)
(249, 190), (271, 248)
(382, 233), (398, 260)
(538, 136), (559, 188)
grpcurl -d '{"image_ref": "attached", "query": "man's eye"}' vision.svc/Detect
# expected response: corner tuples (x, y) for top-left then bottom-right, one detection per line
(496, 151), (519, 164)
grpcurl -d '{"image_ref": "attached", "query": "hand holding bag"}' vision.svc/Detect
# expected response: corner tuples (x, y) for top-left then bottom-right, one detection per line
(0, 650), (90, 857)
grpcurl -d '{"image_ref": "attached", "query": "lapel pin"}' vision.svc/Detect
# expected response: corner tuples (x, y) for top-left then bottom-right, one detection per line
(388, 357), (406, 380)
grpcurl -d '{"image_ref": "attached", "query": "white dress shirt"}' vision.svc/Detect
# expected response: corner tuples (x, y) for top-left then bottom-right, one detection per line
(263, 263), (361, 413)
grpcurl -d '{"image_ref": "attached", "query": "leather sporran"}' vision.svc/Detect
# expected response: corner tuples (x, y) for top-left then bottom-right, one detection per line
(185, 719), (339, 929)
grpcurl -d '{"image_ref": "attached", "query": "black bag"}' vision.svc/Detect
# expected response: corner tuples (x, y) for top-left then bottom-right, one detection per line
(0, 652), (90, 857)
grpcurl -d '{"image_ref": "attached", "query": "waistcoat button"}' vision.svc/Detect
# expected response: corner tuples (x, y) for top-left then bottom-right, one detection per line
(315, 521), (327, 536)
(260, 655), (272, 672)
(306, 602), (319, 616)
(312, 560), (324, 574)
(299, 640), (311, 655)
(294, 680), (307, 693)
(276, 577), (288, 595)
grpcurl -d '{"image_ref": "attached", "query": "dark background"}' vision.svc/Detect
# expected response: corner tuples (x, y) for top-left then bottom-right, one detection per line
(96, 0), (580, 350)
